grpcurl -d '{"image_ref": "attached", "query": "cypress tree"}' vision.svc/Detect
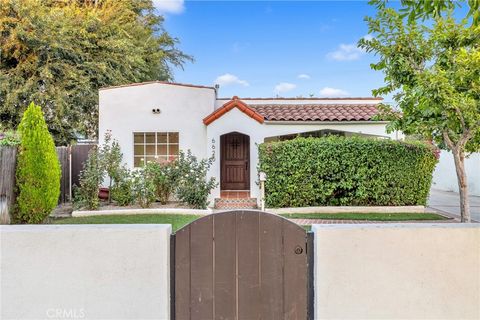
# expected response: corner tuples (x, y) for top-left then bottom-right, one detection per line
(16, 102), (60, 223)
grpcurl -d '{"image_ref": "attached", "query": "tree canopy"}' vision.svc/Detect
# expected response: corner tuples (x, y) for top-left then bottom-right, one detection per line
(370, 0), (480, 26)
(0, 0), (191, 144)
(359, 5), (480, 221)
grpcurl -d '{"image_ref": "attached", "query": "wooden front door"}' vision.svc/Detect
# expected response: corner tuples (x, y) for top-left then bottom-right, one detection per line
(172, 210), (311, 320)
(221, 133), (250, 190)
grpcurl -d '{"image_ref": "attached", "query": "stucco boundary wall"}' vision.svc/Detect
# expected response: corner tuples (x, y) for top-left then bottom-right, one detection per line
(0, 225), (171, 320)
(268, 205), (429, 214)
(313, 223), (480, 320)
(2, 223), (479, 319)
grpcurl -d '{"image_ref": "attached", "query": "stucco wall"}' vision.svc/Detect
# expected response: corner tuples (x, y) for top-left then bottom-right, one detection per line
(99, 83), (216, 168)
(432, 151), (480, 196)
(0, 225), (171, 320)
(312, 223), (480, 320)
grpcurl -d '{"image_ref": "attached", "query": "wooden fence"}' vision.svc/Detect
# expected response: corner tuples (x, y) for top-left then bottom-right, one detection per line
(0, 147), (17, 224)
(0, 144), (94, 224)
(56, 147), (70, 204)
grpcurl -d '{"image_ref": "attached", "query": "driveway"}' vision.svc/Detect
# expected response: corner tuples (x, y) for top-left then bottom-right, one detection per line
(428, 188), (480, 222)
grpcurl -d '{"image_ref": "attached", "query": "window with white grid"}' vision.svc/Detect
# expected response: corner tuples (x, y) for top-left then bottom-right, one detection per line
(133, 132), (179, 167)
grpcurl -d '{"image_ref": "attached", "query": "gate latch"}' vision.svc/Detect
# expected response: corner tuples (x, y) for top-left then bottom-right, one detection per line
(294, 245), (303, 254)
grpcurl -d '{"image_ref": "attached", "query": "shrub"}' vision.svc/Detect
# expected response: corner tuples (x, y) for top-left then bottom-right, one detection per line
(110, 166), (135, 206)
(175, 151), (217, 209)
(100, 131), (123, 203)
(258, 136), (438, 208)
(132, 168), (156, 208)
(73, 147), (104, 210)
(0, 130), (20, 146)
(144, 160), (179, 204)
(15, 102), (60, 223)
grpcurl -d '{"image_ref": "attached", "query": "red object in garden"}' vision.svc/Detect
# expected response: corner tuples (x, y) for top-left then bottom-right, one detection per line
(98, 187), (109, 200)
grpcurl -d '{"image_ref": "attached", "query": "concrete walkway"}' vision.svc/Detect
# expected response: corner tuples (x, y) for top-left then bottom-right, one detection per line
(428, 188), (480, 222)
(290, 218), (454, 225)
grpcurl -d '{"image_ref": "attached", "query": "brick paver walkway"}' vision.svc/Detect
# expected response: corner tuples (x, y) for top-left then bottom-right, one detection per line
(290, 218), (457, 225)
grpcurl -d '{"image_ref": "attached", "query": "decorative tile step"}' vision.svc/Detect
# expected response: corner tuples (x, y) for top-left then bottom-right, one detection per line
(214, 197), (258, 210)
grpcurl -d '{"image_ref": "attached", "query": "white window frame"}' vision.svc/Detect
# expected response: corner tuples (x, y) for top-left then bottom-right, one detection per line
(133, 132), (179, 167)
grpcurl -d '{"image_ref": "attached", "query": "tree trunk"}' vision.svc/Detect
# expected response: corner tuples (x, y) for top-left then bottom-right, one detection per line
(451, 148), (471, 222)
(108, 179), (112, 204)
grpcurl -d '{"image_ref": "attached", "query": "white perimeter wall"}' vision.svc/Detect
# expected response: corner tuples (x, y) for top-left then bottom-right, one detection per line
(1, 223), (479, 319)
(313, 223), (480, 320)
(432, 151), (480, 196)
(99, 83), (215, 169)
(0, 225), (171, 320)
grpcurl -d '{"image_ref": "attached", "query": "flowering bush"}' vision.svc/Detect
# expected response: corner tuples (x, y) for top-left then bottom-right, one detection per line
(110, 166), (135, 206)
(144, 160), (179, 204)
(131, 168), (156, 208)
(175, 151), (217, 209)
(73, 147), (104, 210)
(100, 130), (123, 203)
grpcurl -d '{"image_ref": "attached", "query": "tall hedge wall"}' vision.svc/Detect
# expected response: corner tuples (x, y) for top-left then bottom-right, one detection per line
(258, 136), (438, 207)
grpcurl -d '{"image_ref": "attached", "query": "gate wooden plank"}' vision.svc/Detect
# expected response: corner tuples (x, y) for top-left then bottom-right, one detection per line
(175, 226), (191, 320)
(283, 220), (308, 320)
(237, 211), (261, 320)
(190, 216), (214, 319)
(214, 213), (236, 319)
(259, 212), (284, 320)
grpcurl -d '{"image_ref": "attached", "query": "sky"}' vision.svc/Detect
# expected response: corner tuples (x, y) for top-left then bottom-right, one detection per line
(156, 1), (389, 100)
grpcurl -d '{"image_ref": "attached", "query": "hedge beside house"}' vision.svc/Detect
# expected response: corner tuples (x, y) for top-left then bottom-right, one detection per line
(258, 136), (438, 207)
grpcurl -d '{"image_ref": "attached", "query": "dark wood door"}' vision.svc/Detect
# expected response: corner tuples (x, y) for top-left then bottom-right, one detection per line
(173, 210), (310, 320)
(221, 133), (250, 190)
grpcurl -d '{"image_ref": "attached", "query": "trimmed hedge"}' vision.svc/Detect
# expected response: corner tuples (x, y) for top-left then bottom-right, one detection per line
(258, 136), (438, 207)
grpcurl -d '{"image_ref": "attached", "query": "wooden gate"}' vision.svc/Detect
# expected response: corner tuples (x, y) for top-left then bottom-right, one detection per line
(172, 210), (313, 320)
(71, 144), (95, 190)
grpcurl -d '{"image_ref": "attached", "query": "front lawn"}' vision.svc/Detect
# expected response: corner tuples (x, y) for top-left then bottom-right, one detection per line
(51, 214), (201, 231)
(280, 212), (448, 221)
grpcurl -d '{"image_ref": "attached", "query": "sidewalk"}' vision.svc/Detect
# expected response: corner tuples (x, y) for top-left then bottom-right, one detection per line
(428, 188), (480, 222)
(290, 218), (454, 225)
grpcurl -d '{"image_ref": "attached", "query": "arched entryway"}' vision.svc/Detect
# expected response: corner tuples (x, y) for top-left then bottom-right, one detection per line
(220, 132), (250, 191)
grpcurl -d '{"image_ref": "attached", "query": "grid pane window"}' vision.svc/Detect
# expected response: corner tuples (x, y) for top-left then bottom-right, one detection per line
(133, 132), (179, 167)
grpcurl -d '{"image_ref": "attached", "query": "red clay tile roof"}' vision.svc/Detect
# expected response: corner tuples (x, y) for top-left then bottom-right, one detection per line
(250, 104), (379, 121)
(203, 97), (264, 125)
(217, 97), (383, 101)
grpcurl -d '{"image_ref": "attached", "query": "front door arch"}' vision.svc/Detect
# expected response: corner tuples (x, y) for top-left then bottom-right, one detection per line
(172, 210), (311, 319)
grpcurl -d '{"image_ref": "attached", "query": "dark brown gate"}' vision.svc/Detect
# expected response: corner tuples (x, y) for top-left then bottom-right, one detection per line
(71, 144), (95, 190)
(172, 210), (312, 320)
(220, 132), (250, 190)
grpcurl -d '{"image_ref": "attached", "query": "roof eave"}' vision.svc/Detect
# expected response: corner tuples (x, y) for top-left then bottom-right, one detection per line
(263, 120), (390, 125)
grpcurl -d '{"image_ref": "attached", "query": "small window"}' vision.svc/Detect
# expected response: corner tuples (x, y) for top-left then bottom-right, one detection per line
(133, 132), (179, 167)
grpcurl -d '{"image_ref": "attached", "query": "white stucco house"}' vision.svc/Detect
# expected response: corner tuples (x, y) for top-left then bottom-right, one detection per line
(98, 81), (400, 208)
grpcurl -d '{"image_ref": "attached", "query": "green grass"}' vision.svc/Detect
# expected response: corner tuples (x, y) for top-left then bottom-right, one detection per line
(280, 212), (448, 221)
(51, 214), (201, 232)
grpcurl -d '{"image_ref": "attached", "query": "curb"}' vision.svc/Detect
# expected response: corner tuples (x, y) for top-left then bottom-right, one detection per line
(72, 207), (212, 217)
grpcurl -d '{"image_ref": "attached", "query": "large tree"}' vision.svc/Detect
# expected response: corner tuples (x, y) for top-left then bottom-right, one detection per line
(370, 0), (479, 26)
(359, 5), (480, 222)
(0, 0), (191, 144)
